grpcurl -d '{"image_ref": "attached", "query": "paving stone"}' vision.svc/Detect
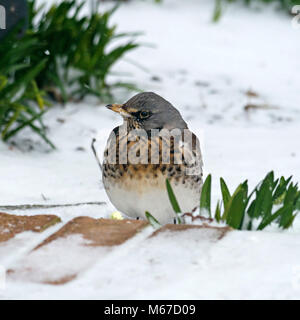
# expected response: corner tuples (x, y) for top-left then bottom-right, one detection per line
(66, 224), (233, 297)
(9, 217), (149, 285)
(36, 217), (149, 249)
(6, 217), (230, 286)
(0, 212), (61, 243)
(150, 224), (231, 240)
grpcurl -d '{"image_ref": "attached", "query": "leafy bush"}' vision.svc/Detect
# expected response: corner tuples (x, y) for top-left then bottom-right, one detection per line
(26, 0), (140, 102)
(147, 172), (300, 230)
(0, 27), (53, 147)
(0, 0), (140, 146)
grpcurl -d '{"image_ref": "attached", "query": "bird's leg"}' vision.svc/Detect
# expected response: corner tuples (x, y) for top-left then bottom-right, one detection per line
(136, 217), (140, 220)
(173, 218), (177, 225)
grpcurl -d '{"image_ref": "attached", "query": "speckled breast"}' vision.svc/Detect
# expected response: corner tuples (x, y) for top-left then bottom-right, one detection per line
(102, 126), (203, 223)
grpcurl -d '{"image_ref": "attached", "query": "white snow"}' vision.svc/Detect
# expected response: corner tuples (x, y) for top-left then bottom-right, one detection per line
(10, 234), (111, 284)
(0, 0), (300, 299)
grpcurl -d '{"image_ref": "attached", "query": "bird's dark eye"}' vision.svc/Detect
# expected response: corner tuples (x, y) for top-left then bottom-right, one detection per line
(139, 111), (151, 119)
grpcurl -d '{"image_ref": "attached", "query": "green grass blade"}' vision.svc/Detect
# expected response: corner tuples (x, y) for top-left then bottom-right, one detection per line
(214, 200), (222, 223)
(220, 177), (231, 212)
(2, 59), (48, 101)
(2, 110), (46, 141)
(200, 174), (212, 217)
(166, 179), (181, 213)
(252, 171), (274, 219)
(145, 211), (161, 229)
(212, 0), (223, 22)
(1, 107), (23, 138)
(3, 109), (55, 149)
(225, 182), (248, 230)
(257, 204), (293, 231)
(166, 179), (182, 224)
(273, 176), (292, 204)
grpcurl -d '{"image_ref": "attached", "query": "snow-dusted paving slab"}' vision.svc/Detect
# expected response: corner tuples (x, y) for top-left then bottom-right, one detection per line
(36, 217), (148, 248)
(8, 217), (148, 285)
(64, 224), (232, 299)
(0, 212), (61, 243)
(151, 224), (230, 240)
(64, 226), (300, 299)
(3, 221), (300, 299)
(0, 212), (63, 273)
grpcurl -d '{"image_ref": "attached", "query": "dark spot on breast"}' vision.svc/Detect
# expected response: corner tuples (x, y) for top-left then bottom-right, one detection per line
(168, 171), (175, 177)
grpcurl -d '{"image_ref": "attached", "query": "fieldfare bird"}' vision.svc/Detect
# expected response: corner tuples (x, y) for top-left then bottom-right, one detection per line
(101, 92), (203, 224)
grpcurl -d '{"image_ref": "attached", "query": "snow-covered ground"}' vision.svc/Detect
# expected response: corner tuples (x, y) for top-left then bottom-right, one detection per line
(0, 0), (300, 299)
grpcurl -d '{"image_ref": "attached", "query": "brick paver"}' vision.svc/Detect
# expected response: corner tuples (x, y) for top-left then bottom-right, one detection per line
(151, 224), (231, 240)
(0, 212), (61, 242)
(35, 216), (148, 249)
(1, 213), (231, 286)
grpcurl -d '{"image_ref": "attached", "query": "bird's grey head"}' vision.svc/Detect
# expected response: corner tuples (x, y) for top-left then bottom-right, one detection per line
(106, 92), (188, 131)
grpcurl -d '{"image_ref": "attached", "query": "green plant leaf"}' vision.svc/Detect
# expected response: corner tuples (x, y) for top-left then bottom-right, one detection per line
(220, 177), (231, 213)
(273, 176), (292, 204)
(166, 178), (182, 224)
(145, 211), (161, 229)
(200, 174), (212, 217)
(166, 179), (181, 213)
(212, 0), (223, 22)
(1, 107), (23, 139)
(214, 200), (222, 223)
(252, 171), (274, 219)
(257, 204), (293, 231)
(1, 59), (48, 101)
(224, 182), (248, 230)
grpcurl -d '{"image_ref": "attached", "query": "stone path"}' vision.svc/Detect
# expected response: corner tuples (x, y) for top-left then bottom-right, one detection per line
(0, 212), (231, 286)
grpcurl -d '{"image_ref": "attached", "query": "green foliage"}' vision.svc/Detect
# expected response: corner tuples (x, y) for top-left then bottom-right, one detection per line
(0, 0), (140, 146)
(26, 0), (140, 102)
(145, 211), (161, 228)
(217, 172), (300, 230)
(0, 27), (53, 147)
(223, 180), (248, 229)
(166, 172), (300, 231)
(166, 178), (182, 223)
(200, 174), (212, 217)
(220, 178), (231, 211)
(213, 0), (223, 22)
(213, 0), (300, 22)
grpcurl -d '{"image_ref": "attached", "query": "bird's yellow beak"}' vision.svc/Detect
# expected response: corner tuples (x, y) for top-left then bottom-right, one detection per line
(106, 104), (132, 118)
